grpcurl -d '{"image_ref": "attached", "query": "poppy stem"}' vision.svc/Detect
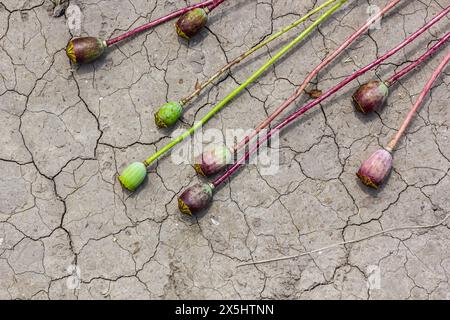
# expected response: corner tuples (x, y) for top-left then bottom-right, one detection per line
(207, 0), (225, 11)
(106, 0), (221, 46)
(386, 51), (450, 152)
(385, 31), (450, 87)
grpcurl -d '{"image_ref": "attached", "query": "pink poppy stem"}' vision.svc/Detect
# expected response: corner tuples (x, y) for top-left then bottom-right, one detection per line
(386, 51), (450, 151)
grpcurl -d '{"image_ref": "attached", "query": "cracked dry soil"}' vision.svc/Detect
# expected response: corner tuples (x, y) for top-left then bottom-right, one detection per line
(0, 0), (450, 300)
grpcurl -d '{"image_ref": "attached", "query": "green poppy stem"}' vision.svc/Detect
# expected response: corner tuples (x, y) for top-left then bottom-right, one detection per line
(179, 0), (340, 107)
(143, 0), (347, 167)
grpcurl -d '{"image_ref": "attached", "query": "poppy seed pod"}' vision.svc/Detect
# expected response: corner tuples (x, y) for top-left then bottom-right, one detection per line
(118, 162), (147, 191)
(154, 101), (183, 128)
(357, 149), (393, 189)
(352, 80), (389, 113)
(66, 37), (107, 64)
(178, 183), (214, 216)
(194, 144), (232, 177)
(175, 8), (209, 40)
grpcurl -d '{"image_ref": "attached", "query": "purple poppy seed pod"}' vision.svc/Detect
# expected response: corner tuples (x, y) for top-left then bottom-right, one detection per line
(352, 80), (389, 114)
(66, 37), (107, 64)
(194, 144), (232, 177)
(357, 149), (393, 189)
(175, 8), (209, 40)
(178, 183), (214, 216)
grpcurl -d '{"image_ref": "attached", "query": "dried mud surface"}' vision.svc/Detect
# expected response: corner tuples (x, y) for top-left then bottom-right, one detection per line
(0, 0), (449, 299)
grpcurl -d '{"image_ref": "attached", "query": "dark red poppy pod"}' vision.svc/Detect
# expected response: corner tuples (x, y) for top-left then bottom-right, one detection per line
(175, 8), (209, 40)
(352, 80), (389, 114)
(178, 183), (214, 216)
(66, 37), (107, 64)
(194, 145), (232, 177)
(357, 149), (393, 189)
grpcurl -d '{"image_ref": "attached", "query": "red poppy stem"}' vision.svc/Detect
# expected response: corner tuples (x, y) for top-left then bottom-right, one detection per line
(106, 0), (220, 46)
(386, 51), (450, 152)
(213, 5), (450, 188)
(386, 31), (450, 86)
(207, 0), (225, 11)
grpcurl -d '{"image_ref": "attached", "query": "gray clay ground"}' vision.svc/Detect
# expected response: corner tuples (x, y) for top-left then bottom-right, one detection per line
(0, 0), (449, 300)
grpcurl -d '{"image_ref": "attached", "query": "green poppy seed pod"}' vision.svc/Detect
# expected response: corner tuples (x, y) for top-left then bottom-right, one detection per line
(194, 144), (232, 177)
(118, 162), (147, 191)
(66, 37), (107, 64)
(154, 101), (183, 128)
(175, 8), (209, 40)
(352, 80), (389, 114)
(357, 149), (393, 189)
(178, 183), (214, 216)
